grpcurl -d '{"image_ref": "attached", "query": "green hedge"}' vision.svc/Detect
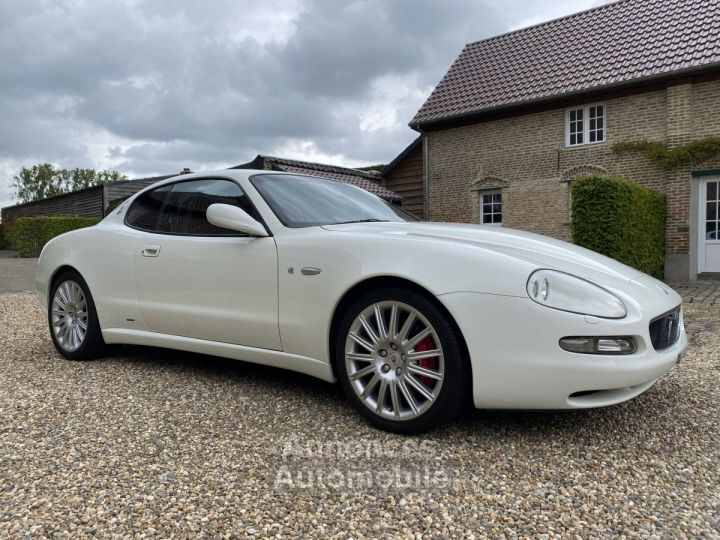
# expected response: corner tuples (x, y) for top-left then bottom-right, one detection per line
(571, 175), (666, 278)
(0, 223), (4, 250)
(10, 216), (101, 258)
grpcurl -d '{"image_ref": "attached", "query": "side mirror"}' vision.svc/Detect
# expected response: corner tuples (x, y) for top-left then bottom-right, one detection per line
(206, 203), (268, 237)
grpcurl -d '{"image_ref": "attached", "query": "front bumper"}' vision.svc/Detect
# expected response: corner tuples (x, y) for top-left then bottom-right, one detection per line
(439, 291), (687, 410)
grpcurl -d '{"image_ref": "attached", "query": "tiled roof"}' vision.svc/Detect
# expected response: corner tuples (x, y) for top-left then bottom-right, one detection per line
(411, 0), (720, 128)
(234, 156), (401, 202)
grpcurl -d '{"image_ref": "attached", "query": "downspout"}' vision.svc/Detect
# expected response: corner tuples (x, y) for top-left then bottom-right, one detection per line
(421, 130), (429, 221)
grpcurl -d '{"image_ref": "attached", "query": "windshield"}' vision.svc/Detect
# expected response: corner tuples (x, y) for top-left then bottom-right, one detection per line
(251, 174), (418, 228)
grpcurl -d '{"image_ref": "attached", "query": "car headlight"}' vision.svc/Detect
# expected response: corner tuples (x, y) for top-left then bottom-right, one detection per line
(526, 269), (627, 319)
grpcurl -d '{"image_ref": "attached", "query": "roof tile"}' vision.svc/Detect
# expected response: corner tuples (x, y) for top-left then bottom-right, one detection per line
(411, 0), (720, 127)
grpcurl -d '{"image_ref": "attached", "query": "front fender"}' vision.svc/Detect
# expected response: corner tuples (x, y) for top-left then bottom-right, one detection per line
(273, 227), (534, 365)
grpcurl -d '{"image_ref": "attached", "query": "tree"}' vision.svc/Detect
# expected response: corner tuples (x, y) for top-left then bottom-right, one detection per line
(11, 164), (63, 203)
(10, 163), (128, 204)
(65, 168), (127, 192)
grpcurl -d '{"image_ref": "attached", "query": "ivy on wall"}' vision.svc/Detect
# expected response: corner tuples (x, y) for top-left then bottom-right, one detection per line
(612, 136), (720, 169)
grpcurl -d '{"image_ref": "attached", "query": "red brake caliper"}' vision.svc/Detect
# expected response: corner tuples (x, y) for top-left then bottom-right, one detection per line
(414, 337), (437, 388)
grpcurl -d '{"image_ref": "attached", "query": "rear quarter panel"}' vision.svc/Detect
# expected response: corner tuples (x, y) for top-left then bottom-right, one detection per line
(37, 220), (145, 331)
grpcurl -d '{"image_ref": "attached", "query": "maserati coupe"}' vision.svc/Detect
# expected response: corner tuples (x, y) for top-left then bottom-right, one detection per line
(36, 170), (687, 433)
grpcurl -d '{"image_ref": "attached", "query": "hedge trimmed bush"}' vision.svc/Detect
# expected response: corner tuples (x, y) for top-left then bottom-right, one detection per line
(571, 175), (666, 278)
(0, 223), (4, 250)
(10, 216), (101, 258)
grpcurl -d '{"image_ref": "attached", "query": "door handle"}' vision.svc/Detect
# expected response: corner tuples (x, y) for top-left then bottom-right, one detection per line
(141, 245), (161, 257)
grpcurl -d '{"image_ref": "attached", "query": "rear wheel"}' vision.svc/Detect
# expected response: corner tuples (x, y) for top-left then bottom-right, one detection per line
(336, 287), (470, 434)
(49, 270), (107, 360)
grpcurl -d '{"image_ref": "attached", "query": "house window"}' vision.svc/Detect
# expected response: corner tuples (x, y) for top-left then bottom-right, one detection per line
(481, 191), (502, 225)
(566, 104), (605, 146)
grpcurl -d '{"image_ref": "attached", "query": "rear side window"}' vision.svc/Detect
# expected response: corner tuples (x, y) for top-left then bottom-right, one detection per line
(125, 185), (172, 231)
(126, 178), (261, 236)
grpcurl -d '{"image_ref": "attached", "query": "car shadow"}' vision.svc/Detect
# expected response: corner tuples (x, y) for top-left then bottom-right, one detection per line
(107, 344), (686, 443)
(110, 343), (345, 400)
(448, 377), (688, 445)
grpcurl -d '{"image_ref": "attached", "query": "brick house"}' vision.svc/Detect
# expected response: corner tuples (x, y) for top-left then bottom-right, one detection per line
(409, 0), (720, 280)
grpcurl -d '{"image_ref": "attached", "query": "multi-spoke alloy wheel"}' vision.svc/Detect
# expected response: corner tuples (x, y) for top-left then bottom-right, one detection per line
(48, 271), (107, 360)
(345, 301), (445, 421)
(51, 280), (88, 352)
(337, 287), (469, 433)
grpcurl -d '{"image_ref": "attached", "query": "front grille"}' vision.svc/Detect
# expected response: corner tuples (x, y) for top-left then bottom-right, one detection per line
(649, 307), (681, 351)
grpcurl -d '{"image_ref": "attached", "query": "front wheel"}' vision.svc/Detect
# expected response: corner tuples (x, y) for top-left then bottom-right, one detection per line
(336, 288), (470, 434)
(48, 270), (107, 360)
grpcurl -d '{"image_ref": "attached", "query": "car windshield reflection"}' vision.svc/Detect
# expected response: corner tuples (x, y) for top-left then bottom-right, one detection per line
(251, 174), (417, 228)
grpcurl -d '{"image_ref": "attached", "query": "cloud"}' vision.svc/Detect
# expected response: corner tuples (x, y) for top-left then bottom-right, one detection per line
(0, 0), (609, 206)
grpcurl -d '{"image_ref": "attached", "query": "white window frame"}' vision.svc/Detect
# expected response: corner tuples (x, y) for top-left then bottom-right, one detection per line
(699, 177), (720, 273)
(480, 190), (503, 226)
(565, 103), (606, 147)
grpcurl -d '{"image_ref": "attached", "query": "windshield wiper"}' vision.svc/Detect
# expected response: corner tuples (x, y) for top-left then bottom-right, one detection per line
(334, 218), (391, 225)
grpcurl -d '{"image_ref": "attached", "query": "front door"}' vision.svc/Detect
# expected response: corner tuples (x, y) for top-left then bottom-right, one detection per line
(127, 177), (281, 350)
(699, 177), (720, 273)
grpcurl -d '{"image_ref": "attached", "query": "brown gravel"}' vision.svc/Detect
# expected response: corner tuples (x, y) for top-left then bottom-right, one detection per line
(0, 292), (718, 539)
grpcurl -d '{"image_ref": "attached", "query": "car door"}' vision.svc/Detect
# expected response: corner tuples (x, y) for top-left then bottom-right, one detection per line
(126, 177), (281, 350)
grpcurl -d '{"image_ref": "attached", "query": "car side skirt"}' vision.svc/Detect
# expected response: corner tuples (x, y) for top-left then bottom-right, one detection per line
(102, 328), (336, 383)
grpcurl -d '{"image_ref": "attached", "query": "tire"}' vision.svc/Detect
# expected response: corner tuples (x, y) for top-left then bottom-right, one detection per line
(335, 287), (470, 434)
(48, 270), (107, 360)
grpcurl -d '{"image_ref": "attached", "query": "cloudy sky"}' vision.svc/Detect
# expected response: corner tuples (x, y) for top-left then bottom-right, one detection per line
(0, 0), (610, 208)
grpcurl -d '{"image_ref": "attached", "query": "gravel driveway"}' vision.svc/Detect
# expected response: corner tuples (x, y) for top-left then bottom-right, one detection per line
(1, 293), (718, 538)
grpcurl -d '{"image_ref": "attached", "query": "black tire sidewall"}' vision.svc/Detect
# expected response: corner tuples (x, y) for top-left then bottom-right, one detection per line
(48, 271), (106, 360)
(335, 287), (470, 434)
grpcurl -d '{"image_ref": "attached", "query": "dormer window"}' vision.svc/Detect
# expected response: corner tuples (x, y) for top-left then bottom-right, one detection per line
(566, 104), (605, 147)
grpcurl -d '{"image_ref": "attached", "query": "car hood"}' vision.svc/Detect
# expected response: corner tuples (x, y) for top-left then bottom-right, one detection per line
(322, 221), (645, 283)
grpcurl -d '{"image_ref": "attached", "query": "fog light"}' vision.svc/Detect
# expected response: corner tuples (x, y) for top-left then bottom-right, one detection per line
(559, 337), (636, 355)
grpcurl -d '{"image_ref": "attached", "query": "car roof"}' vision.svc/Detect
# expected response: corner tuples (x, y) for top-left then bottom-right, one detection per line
(145, 168), (278, 186)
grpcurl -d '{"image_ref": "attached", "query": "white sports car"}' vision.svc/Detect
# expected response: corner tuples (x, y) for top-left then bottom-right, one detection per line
(36, 170), (687, 433)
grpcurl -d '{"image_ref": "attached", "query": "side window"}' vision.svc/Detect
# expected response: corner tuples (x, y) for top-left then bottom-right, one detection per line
(156, 179), (245, 235)
(126, 178), (260, 235)
(125, 185), (172, 231)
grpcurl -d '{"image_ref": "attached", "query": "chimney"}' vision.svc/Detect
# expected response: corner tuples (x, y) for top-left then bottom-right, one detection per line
(180, 167), (192, 174)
